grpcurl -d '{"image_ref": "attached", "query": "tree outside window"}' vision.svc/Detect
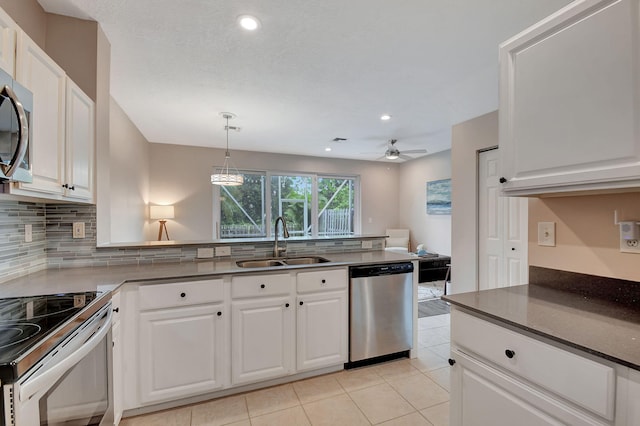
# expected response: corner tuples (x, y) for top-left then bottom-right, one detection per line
(215, 171), (357, 239)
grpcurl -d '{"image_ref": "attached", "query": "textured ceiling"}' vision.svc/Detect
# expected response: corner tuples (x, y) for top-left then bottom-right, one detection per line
(38, 0), (571, 162)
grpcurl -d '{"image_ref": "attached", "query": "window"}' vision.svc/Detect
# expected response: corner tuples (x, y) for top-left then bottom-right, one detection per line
(317, 177), (355, 236)
(214, 171), (358, 239)
(218, 172), (266, 238)
(271, 174), (312, 237)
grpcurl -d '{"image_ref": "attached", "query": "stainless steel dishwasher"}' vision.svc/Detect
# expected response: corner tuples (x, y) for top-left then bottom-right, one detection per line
(347, 262), (414, 367)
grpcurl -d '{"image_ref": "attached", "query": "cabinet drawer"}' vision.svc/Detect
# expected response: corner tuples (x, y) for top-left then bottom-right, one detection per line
(297, 269), (347, 293)
(139, 279), (224, 311)
(452, 309), (615, 420)
(231, 274), (291, 298)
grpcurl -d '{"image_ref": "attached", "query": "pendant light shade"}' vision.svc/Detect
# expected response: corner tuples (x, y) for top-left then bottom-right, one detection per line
(211, 112), (244, 186)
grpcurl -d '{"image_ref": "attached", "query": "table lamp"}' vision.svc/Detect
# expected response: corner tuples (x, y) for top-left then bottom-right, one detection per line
(150, 205), (174, 241)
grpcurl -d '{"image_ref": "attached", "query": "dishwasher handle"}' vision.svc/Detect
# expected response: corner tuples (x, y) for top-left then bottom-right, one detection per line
(350, 262), (414, 278)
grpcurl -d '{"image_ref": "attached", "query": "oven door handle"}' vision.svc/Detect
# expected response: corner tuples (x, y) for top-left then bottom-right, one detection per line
(19, 306), (113, 403)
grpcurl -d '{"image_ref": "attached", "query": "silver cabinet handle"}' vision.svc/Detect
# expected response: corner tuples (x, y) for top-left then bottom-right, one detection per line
(0, 85), (29, 178)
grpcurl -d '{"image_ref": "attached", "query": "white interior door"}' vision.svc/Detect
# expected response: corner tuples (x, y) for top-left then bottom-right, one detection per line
(478, 148), (528, 290)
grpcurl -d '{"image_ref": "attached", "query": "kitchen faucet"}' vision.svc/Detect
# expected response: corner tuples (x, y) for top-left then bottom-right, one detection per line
(273, 216), (290, 257)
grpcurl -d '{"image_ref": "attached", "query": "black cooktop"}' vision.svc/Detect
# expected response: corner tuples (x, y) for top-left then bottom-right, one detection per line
(0, 291), (105, 383)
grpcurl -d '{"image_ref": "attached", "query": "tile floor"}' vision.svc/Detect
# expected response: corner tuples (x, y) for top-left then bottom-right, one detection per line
(120, 314), (451, 426)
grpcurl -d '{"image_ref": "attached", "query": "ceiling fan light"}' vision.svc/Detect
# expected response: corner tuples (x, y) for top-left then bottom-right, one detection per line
(385, 152), (399, 160)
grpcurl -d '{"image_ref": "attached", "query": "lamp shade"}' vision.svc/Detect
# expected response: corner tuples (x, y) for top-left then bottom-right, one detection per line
(150, 205), (175, 220)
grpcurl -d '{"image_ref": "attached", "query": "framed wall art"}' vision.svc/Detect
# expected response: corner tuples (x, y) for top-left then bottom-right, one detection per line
(426, 178), (451, 215)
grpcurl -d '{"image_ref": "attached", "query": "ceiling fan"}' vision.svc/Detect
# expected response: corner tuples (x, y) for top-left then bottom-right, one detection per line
(382, 139), (427, 160)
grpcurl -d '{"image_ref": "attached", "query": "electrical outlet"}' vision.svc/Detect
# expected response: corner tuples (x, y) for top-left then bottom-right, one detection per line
(361, 240), (373, 249)
(72, 222), (85, 239)
(215, 246), (231, 257)
(620, 239), (640, 254)
(24, 224), (32, 242)
(73, 294), (86, 308)
(537, 222), (555, 246)
(197, 248), (214, 258)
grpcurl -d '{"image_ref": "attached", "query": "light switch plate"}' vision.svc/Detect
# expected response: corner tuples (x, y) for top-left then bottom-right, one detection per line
(537, 222), (555, 246)
(72, 222), (85, 239)
(215, 246), (231, 257)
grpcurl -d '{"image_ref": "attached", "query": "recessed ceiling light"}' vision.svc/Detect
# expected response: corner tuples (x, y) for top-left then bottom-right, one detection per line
(380, 114), (392, 121)
(325, 147), (332, 152)
(238, 15), (261, 31)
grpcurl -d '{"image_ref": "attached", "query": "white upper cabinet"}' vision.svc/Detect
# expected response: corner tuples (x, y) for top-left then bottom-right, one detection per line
(15, 31), (66, 197)
(64, 78), (94, 201)
(11, 30), (95, 203)
(499, 0), (640, 195)
(0, 7), (17, 76)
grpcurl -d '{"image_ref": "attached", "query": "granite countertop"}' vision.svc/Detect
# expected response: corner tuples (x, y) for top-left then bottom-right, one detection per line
(0, 250), (415, 298)
(443, 268), (640, 371)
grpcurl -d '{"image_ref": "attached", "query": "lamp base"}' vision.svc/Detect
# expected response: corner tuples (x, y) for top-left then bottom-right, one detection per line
(157, 220), (170, 241)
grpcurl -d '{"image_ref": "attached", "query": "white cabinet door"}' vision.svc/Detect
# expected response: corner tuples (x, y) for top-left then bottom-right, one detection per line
(64, 78), (94, 201)
(15, 31), (66, 196)
(499, 0), (640, 195)
(296, 290), (347, 371)
(111, 319), (123, 425)
(138, 303), (226, 405)
(231, 296), (294, 385)
(450, 350), (608, 426)
(111, 291), (123, 425)
(629, 369), (640, 425)
(0, 7), (16, 76)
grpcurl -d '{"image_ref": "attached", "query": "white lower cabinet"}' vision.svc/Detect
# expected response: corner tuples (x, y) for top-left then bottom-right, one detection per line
(121, 268), (349, 412)
(450, 308), (615, 426)
(451, 350), (608, 426)
(231, 295), (294, 385)
(627, 369), (640, 425)
(296, 269), (348, 371)
(111, 291), (123, 425)
(136, 279), (226, 405)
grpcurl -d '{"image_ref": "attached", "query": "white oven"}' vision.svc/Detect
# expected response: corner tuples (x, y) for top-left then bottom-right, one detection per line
(3, 302), (113, 426)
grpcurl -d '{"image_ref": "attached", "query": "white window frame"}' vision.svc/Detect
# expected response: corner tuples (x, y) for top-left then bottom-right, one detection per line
(213, 170), (360, 239)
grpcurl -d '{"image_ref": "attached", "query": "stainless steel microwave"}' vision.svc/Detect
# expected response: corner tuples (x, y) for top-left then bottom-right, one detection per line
(0, 67), (32, 183)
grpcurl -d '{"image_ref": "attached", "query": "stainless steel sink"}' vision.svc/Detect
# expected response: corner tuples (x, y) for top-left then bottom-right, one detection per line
(235, 256), (330, 268)
(282, 256), (330, 265)
(236, 259), (285, 268)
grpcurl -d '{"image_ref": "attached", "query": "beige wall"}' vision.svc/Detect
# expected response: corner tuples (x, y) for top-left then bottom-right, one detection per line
(109, 98), (150, 243)
(0, 2), (98, 100)
(398, 149), (452, 255)
(95, 26), (111, 244)
(451, 111), (498, 294)
(147, 143), (401, 242)
(45, 14), (98, 100)
(529, 193), (640, 281)
(0, 0), (46, 48)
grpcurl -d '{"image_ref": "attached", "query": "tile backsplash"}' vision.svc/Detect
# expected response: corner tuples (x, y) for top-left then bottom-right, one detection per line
(0, 200), (384, 284)
(0, 201), (47, 282)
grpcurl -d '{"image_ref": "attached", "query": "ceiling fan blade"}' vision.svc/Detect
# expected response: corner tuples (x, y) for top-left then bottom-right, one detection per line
(398, 154), (414, 161)
(402, 149), (428, 154)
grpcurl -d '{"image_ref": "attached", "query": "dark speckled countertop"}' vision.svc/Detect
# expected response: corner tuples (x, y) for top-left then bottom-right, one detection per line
(443, 267), (640, 371)
(0, 250), (416, 298)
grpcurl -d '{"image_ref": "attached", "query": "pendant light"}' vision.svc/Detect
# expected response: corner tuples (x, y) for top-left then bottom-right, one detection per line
(211, 112), (244, 186)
